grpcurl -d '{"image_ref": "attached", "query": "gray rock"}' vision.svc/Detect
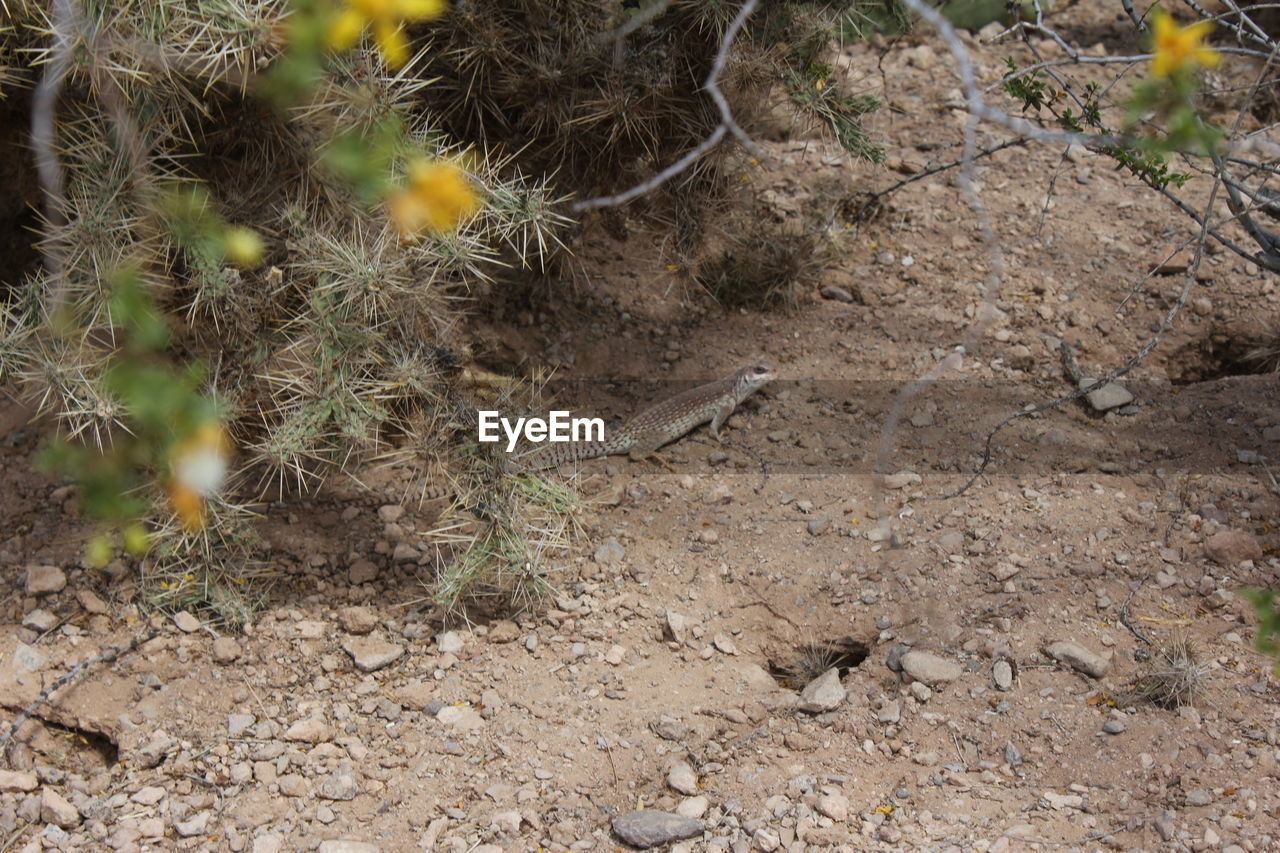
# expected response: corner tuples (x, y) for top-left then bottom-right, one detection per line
(174, 811), (209, 837)
(666, 761), (698, 796)
(173, 611), (201, 633)
(21, 609), (57, 632)
(1102, 719), (1126, 734)
(40, 788), (80, 828)
(900, 651), (962, 685)
(1044, 641), (1110, 678)
(876, 700), (901, 724)
(25, 565), (66, 596)
(594, 539), (626, 566)
(806, 517), (831, 536)
(797, 667), (846, 713)
(611, 810), (704, 848)
(1186, 789), (1211, 806)
(1079, 378), (1133, 411)
(816, 789), (849, 822)
(436, 630), (463, 654)
(992, 660), (1014, 691)
(676, 796), (708, 820)
(316, 842), (381, 853)
(885, 645), (910, 672)
(819, 285), (856, 303)
(1003, 741), (1022, 767)
(227, 714), (256, 738)
(0, 771), (38, 793)
(283, 717), (331, 743)
(341, 636), (405, 672)
(1154, 811), (1176, 841)
(319, 770), (358, 801)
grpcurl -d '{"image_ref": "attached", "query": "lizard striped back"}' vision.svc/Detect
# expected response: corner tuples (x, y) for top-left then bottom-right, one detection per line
(524, 362), (775, 470)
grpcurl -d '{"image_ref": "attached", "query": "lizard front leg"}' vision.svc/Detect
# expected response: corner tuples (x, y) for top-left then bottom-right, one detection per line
(708, 402), (736, 442)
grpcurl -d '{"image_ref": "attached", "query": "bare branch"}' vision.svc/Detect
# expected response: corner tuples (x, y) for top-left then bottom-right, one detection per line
(571, 0), (760, 213)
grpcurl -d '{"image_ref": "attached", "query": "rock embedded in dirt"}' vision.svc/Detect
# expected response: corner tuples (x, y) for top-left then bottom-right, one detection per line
(212, 636), (242, 663)
(1186, 789), (1212, 806)
(436, 705), (484, 730)
(900, 651), (962, 685)
(667, 761), (699, 795)
(1079, 378), (1133, 412)
(228, 714), (256, 737)
(24, 565), (66, 596)
(1102, 719), (1126, 734)
(316, 842), (381, 853)
(665, 611), (690, 644)
(173, 611), (201, 633)
(40, 788), (80, 828)
(320, 769), (358, 801)
(21, 608), (57, 632)
(806, 517), (831, 536)
(342, 636), (405, 672)
(75, 588), (108, 615)
(436, 630), (463, 653)
(1044, 641), (1110, 678)
(0, 770), (38, 793)
(174, 811), (210, 837)
(992, 660), (1014, 691)
(488, 620), (520, 643)
(676, 796), (708, 819)
(816, 788), (850, 822)
(1203, 529), (1262, 566)
(612, 810), (704, 848)
(820, 285), (856, 303)
(594, 539), (626, 566)
(284, 717), (331, 744)
(797, 667), (846, 713)
(883, 470), (922, 490)
(339, 606), (378, 634)
(605, 644), (627, 665)
(885, 645), (910, 672)
(712, 634), (738, 655)
(348, 559), (379, 584)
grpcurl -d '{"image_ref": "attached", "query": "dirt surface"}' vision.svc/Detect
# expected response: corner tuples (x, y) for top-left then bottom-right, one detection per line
(3, 7), (1280, 853)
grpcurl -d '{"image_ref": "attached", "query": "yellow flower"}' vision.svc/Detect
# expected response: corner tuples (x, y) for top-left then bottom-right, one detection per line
(168, 420), (232, 531)
(387, 158), (481, 238)
(223, 227), (264, 269)
(1150, 10), (1219, 78)
(328, 0), (446, 69)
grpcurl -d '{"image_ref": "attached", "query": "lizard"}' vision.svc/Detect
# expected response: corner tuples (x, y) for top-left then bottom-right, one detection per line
(523, 361), (776, 470)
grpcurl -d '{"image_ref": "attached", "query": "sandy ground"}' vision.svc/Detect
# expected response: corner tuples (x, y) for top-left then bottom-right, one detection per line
(2, 4), (1280, 852)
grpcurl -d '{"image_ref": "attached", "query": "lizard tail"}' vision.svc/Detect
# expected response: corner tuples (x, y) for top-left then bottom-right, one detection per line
(523, 439), (615, 470)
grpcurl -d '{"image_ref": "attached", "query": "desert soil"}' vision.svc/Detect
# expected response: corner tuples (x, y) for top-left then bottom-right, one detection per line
(2, 5), (1280, 853)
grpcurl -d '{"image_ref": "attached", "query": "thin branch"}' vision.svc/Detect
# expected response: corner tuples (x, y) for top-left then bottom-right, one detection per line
(572, 0), (760, 212)
(30, 0), (80, 324)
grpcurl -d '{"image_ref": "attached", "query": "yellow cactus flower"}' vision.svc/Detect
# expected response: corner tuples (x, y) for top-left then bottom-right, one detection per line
(387, 158), (481, 238)
(328, 0), (446, 69)
(122, 522), (151, 557)
(168, 420), (232, 531)
(223, 227), (264, 269)
(85, 532), (113, 569)
(1150, 10), (1219, 78)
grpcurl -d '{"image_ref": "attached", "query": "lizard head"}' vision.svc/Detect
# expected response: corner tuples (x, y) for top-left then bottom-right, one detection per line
(734, 361), (777, 396)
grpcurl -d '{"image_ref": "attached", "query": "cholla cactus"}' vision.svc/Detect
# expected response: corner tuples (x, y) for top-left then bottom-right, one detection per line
(1, 0), (573, 620)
